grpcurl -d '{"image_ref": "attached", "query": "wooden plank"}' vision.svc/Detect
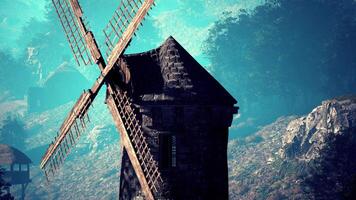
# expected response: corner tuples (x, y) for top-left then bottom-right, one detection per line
(68, 0), (83, 17)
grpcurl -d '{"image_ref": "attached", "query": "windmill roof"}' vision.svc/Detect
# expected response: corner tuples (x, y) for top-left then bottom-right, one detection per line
(117, 36), (237, 106)
(0, 144), (32, 165)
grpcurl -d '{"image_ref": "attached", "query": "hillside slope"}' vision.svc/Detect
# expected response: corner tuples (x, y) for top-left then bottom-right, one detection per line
(2, 96), (355, 199)
(229, 97), (356, 199)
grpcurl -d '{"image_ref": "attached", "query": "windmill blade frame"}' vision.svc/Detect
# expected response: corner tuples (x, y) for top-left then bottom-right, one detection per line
(41, 0), (160, 199)
(41, 0), (111, 174)
(103, 0), (154, 58)
(106, 88), (164, 200)
(40, 90), (93, 177)
(104, 0), (155, 74)
(40, 69), (108, 176)
(40, 0), (152, 173)
(52, 0), (93, 66)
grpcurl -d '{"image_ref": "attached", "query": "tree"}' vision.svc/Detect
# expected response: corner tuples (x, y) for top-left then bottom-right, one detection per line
(0, 51), (35, 98)
(205, 0), (356, 136)
(0, 116), (27, 150)
(0, 168), (14, 200)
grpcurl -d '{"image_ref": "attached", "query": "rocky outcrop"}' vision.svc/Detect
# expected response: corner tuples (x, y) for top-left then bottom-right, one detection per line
(229, 96), (356, 200)
(280, 96), (356, 161)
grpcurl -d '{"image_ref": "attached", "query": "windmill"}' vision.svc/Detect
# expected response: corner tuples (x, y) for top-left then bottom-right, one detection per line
(41, 0), (238, 199)
(41, 0), (163, 199)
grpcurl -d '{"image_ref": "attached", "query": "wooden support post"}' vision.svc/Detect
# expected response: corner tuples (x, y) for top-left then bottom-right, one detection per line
(69, 130), (76, 145)
(87, 113), (90, 123)
(58, 150), (63, 164)
(21, 184), (25, 200)
(63, 142), (68, 156)
(74, 121), (81, 136)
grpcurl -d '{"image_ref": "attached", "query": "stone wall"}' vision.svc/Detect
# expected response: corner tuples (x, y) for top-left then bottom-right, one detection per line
(119, 103), (234, 199)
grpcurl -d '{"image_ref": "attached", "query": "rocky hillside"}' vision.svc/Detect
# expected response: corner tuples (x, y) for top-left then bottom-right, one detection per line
(229, 96), (356, 199)
(1, 96), (355, 199)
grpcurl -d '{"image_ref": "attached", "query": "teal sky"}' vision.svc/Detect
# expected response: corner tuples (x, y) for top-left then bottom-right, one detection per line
(1, 1), (356, 198)
(0, 0), (264, 139)
(3, 0), (355, 139)
(0, 0), (263, 68)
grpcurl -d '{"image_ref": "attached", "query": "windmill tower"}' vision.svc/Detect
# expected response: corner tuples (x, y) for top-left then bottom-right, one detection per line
(40, 1), (238, 200)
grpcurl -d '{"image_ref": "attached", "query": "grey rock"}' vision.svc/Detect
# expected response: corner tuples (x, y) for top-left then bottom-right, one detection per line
(280, 96), (356, 161)
(229, 96), (356, 200)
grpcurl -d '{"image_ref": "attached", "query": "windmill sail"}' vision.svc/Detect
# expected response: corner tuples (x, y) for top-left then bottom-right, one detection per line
(102, 1), (164, 199)
(102, 0), (155, 77)
(40, 0), (106, 177)
(103, 0), (154, 57)
(52, 0), (93, 65)
(40, 71), (108, 176)
(40, 90), (92, 177)
(43, 0), (161, 199)
(106, 87), (164, 200)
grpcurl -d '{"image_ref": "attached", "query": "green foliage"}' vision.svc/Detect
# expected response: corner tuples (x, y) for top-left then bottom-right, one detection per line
(0, 51), (35, 98)
(0, 168), (14, 200)
(0, 116), (27, 150)
(205, 0), (356, 136)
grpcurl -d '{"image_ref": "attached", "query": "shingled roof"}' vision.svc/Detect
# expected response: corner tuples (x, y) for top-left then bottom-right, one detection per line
(0, 144), (31, 165)
(117, 36), (236, 105)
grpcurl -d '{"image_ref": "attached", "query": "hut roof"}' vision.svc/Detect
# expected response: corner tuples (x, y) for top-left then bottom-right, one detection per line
(0, 144), (32, 165)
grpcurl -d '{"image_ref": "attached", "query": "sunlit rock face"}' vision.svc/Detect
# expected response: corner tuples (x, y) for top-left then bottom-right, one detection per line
(280, 97), (356, 161)
(229, 96), (356, 200)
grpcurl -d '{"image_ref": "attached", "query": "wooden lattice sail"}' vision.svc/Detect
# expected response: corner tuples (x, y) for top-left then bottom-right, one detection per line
(40, 0), (162, 199)
(41, 1), (238, 199)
